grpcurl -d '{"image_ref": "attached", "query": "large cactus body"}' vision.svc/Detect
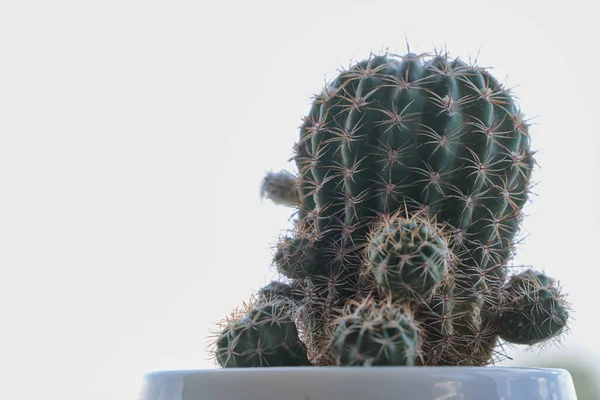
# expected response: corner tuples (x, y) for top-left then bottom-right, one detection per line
(296, 53), (530, 277)
(292, 53), (534, 364)
(213, 51), (569, 368)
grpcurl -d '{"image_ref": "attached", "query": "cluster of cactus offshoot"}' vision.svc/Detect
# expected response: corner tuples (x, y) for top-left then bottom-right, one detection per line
(210, 50), (570, 368)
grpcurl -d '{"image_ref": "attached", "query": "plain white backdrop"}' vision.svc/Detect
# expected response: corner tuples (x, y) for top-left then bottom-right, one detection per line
(1, 1), (598, 399)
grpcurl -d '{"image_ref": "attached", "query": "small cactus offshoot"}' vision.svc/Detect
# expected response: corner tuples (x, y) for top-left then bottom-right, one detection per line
(331, 297), (420, 366)
(214, 299), (310, 368)
(496, 269), (569, 345)
(261, 170), (300, 206)
(210, 50), (570, 368)
(366, 212), (450, 301)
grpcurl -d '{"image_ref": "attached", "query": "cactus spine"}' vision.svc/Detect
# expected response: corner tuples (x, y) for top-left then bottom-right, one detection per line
(211, 51), (569, 368)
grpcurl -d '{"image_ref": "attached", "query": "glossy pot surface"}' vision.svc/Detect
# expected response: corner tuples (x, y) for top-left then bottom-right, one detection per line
(138, 367), (578, 400)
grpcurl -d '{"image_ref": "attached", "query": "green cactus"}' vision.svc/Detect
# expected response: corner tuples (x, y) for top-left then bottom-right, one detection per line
(366, 212), (450, 301)
(210, 50), (570, 368)
(214, 300), (310, 367)
(257, 281), (301, 304)
(496, 269), (569, 345)
(331, 297), (420, 366)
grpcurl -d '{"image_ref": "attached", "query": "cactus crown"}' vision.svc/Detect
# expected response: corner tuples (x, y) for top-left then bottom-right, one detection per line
(210, 50), (569, 368)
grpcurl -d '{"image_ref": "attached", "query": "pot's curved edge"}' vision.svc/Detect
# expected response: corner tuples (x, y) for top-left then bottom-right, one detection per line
(138, 370), (186, 400)
(141, 366), (571, 376)
(138, 367), (578, 400)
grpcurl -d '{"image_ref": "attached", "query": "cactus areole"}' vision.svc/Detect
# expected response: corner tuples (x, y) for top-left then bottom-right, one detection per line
(211, 51), (569, 368)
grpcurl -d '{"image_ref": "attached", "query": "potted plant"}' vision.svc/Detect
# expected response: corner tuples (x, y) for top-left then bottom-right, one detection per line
(139, 50), (577, 399)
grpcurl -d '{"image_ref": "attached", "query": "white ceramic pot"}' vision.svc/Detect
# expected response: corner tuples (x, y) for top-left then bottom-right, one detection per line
(137, 366), (578, 400)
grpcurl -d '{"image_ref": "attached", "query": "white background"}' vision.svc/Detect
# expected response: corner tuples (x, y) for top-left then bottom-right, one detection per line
(1, 1), (598, 399)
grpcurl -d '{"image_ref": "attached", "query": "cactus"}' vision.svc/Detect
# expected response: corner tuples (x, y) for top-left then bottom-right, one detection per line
(210, 50), (570, 368)
(366, 212), (450, 302)
(331, 297), (420, 366)
(496, 269), (569, 345)
(214, 299), (310, 367)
